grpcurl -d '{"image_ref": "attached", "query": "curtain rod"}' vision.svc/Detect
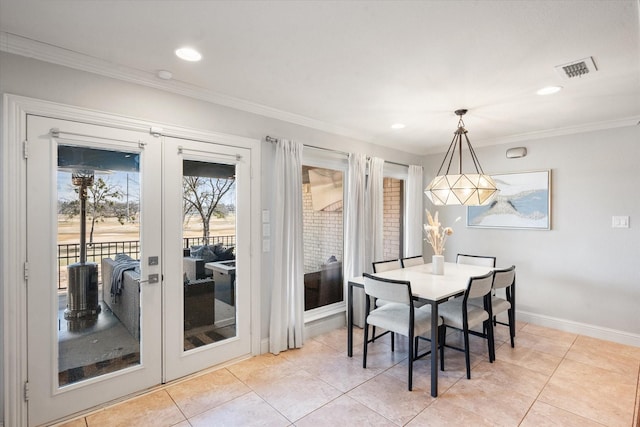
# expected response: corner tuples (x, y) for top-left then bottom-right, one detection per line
(266, 135), (350, 156)
(265, 135), (412, 168)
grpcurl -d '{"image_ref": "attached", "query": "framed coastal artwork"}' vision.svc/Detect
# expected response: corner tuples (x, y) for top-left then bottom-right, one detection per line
(467, 170), (551, 230)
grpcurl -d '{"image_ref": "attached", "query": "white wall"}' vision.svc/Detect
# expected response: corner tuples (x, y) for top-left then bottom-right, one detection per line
(0, 51), (420, 423)
(423, 126), (640, 343)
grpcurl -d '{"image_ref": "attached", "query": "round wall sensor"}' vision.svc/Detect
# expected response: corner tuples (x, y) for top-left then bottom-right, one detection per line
(157, 70), (173, 80)
(506, 147), (527, 158)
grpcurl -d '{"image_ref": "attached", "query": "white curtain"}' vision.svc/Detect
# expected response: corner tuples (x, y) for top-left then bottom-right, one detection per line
(269, 139), (305, 354)
(406, 165), (424, 257)
(345, 155), (384, 326)
(365, 157), (385, 267)
(344, 153), (368, 327)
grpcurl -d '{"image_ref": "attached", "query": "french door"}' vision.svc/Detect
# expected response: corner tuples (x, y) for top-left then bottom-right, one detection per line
(162, 136), (251, 380)
(24, 115), (252, 425)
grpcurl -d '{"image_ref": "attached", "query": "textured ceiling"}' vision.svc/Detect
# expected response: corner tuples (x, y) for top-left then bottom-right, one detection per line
(1, 0), (639, 154)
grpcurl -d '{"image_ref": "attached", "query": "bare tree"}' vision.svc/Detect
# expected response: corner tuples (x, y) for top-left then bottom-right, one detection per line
(63, 177), (124, 244)
(183, 176), (235, 240)
(86, 177), (125, 243)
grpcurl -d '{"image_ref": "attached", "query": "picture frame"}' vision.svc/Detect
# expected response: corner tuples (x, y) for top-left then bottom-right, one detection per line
(467, 170), (551, 230)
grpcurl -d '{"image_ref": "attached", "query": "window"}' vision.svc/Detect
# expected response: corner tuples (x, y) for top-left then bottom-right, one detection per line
(301, 155), (346, 312)
(383, 177), (404, 260)
(302, 165), (344, 310)
(383, 162), (409, 259)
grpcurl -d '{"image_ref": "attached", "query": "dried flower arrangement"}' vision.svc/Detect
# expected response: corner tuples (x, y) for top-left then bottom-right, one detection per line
(423, 210), (460, 255)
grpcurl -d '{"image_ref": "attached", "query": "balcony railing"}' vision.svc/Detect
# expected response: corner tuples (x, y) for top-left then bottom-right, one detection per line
(57, 236), (235, 290)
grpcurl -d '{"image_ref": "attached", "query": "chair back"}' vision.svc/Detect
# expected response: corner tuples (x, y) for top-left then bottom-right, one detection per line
(493, 265), (516, 290)
(363, 273), (411, 305)
(372, 259), (401, 273)
(400, 256), (424, 268)
(466, 271), (494, 300)
(457, 253), (496, 267)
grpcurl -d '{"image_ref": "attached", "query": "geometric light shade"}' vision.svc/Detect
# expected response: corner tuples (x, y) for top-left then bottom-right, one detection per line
(424, 109), (499, 206)
(425, 173), (498, 206)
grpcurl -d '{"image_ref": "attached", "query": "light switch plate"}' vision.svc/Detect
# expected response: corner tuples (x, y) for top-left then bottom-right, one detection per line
(612, 216), (630, 228)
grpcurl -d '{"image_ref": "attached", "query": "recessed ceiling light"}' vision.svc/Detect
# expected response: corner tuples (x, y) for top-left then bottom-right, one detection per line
(536, 86), (563, 95)
(391, 123), (406, 129)
(175, 47), (202, 62)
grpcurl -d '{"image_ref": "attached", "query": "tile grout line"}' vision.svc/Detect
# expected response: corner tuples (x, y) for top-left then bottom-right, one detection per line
(516, 333), (605, 426)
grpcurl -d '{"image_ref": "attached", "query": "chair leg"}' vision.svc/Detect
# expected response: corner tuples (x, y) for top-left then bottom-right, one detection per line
(508, 308), (515, 348)
(463, 328), (471, 379)
(363, 321), (369, 369)
(440, 326), (446, 371)
(371, 296), (377, 342)
(486, 319), (495, 363)
(408, 333), (414, 391)
(391, 332), (395, 352)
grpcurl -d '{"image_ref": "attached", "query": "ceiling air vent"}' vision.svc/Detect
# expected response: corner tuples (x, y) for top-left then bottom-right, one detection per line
(555, 57), (598, 79)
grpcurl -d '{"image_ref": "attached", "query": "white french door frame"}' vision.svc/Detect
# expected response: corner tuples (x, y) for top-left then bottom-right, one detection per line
(1, 94), (262, 427)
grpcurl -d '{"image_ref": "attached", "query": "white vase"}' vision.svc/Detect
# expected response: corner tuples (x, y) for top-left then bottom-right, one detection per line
(432, 255), (444, 275)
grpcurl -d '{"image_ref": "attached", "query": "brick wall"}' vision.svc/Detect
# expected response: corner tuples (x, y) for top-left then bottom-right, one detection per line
(302, 186), (344, 273)
(302, 177), (401, 272)
(383, 177), (402, 260)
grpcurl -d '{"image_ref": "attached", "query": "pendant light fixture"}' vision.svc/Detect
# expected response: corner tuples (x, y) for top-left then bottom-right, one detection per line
(424, 109), (498, 206)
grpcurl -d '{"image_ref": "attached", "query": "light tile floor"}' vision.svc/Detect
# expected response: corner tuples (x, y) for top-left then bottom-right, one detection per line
(53, 322), (640, 427)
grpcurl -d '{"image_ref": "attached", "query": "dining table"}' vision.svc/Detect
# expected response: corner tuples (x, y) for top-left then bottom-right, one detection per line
(347, 261), (494, 397)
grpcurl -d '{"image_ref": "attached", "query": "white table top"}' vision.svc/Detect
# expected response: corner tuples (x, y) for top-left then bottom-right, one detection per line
(348, 262), (493, 303)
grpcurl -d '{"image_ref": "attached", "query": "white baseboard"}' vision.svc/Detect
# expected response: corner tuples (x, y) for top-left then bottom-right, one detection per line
(260, 337), (270, 354)
(259, 312), (346, 355)
(518, 310), (640, 347)
(305, 312), (346, 340)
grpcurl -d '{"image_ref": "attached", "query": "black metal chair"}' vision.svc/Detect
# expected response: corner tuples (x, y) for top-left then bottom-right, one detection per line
(370, 259), (402, 342)
(456, 253), (496, 267)
(400, 255), (424, 268)
(471, 266), (516, 347)
(362, 273), (441, 391)
(373, 259), (401, 273)
(435, 271), (495, 379)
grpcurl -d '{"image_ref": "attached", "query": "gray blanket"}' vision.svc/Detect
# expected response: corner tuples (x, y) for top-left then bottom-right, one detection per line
(110, 254), (140, 298)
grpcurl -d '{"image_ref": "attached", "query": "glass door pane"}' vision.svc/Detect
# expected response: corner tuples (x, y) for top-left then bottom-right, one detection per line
(57, 146), (141, 386)
(182, 160), (237, 350)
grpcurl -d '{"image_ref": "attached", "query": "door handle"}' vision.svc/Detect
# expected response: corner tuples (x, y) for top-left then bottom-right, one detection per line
(138, 274), (159, 284)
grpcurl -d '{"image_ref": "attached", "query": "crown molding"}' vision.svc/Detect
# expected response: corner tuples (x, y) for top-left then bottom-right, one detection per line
(0, 31), (373, 142)
(475, 116), (640, 148)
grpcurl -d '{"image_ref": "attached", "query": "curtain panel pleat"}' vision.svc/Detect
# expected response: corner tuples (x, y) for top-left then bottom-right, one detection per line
(365, 157), (384, 267)
(344, 155), (385, 327)
(269, 139), (305, 354)
(406, 165), (424, 257)
(344, 153), (368, 327)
